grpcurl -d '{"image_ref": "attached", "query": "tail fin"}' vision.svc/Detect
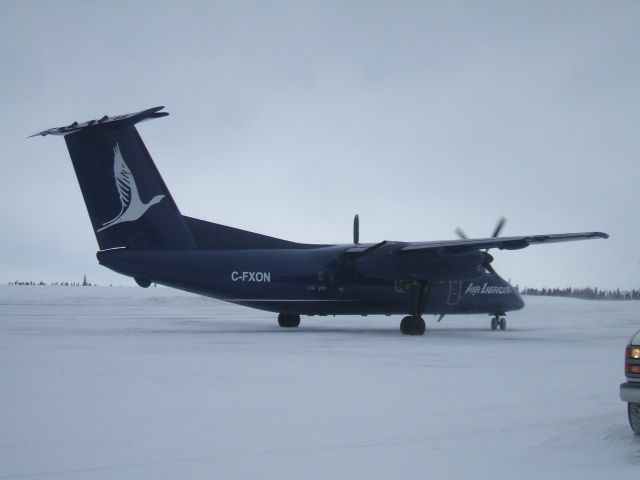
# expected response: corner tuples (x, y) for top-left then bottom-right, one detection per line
(32, 107), (195, 250)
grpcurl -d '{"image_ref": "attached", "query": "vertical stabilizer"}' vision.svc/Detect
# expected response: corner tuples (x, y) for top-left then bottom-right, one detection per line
(32, 107), (195, 250)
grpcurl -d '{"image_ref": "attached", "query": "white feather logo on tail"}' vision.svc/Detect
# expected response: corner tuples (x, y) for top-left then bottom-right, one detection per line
(97, 143), (165, 232)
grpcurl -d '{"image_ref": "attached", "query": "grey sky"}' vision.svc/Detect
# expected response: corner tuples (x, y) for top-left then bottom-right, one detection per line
(1, 1), (638, 289)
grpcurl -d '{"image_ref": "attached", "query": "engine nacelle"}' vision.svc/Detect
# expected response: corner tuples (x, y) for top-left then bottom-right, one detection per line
(351, 244), (486, 281)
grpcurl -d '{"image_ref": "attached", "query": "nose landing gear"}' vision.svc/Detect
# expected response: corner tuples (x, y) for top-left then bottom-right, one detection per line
(490, 314), (506, 331)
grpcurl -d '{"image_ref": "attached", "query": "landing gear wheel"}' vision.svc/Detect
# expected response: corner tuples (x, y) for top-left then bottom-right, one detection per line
(400, 315), (426, 336)
(415, 317), (426, 335)
(278, 313), (300, 328)
(629, 402), (640, 434)
(491, 315), (506, 331)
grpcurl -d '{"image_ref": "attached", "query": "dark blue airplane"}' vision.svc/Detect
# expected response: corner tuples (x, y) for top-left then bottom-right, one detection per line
(32, 106), (608, 335)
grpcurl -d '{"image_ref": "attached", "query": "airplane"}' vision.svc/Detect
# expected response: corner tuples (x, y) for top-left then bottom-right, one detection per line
(31, 106), (609, 335)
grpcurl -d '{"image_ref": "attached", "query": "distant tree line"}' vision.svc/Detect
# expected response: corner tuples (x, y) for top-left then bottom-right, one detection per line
(6, 280), (637, 299)
(8, 275), (95, 287)
(8, 281), (97, 286)
(521, 286), (640, 300)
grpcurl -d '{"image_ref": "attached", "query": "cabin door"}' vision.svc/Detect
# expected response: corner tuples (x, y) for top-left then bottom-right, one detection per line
(447, 281), (462, 305)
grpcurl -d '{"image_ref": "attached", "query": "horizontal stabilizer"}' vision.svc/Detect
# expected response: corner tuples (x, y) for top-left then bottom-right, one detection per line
(30, 106), (168, 137)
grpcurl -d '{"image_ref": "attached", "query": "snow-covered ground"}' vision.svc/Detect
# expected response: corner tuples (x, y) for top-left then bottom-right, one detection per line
(1, 285), (639, 479)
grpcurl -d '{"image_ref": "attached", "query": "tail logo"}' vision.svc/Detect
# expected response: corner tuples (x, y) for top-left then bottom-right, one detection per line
(97, 143), (166, 232)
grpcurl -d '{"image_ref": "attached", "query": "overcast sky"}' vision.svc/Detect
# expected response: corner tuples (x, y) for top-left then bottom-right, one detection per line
(1, 1), (638, 289)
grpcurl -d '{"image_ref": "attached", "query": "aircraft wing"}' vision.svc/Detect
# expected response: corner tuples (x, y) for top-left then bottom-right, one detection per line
(399, 231), (609, 253)
(346, 231), (608, 255)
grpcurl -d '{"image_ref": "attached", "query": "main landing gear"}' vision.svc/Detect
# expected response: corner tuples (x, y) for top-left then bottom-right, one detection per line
(278, 313), (300, 328)
(399, 281), (430, 336)
(490, 314), (507, 331)
(400, 316), (426, 335)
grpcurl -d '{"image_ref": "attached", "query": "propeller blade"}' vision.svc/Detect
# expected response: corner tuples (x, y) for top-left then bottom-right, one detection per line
(353, 214), (360, 245)
(491, 216), (507, 238)
(454, 227), (468, 239)
(483, 252), (497, 274)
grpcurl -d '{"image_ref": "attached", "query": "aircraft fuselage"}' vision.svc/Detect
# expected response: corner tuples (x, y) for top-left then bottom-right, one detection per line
(98, 245), (524, 317)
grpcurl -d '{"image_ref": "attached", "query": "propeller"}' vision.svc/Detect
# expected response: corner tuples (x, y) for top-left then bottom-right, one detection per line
(454, 217), (507, 242)
(483, 252), (497, 274)
(490, 216), (507, 239)
(353, 214), (360, 245)
(454, 227), (468, 239)
(454, 217), (507, 273)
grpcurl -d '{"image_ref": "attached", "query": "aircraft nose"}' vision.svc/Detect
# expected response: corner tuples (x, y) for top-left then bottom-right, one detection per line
(512, 290), (525, 310)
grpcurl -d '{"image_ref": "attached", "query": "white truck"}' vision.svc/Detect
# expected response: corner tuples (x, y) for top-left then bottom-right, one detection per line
(620, 329), (640, 434)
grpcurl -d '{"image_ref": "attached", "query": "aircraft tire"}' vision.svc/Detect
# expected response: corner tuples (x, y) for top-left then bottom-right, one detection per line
(491, 317), (498, 330)
(400, 316), (412, 334)
(629, 403), (640, 434)
(499, 317), (507, 330)
(400, 316), (425, 336)
(414, 316), (426, 335)
(278, 313), (300, 328)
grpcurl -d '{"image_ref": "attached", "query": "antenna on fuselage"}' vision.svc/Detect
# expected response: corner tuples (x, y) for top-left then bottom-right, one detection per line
(353, 214), (360, 245)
